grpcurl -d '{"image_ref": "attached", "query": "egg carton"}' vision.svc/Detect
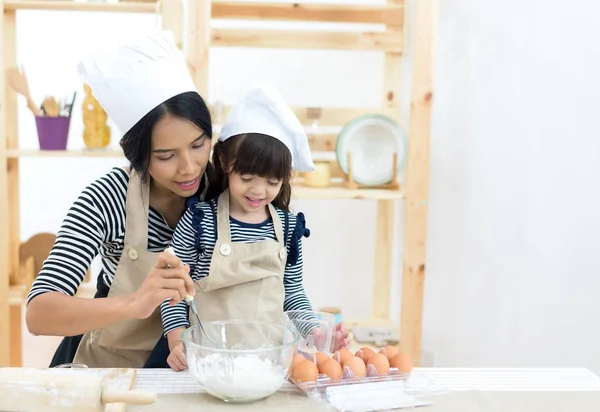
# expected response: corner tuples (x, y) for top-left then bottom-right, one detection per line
(291, 367), (447, 401)
(292, 366), (410, 392)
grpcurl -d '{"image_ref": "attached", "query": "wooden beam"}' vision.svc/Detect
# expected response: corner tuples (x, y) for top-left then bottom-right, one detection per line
(160, 0), (184, 51)
(371, 0), (403, 324)
(372, 200), (395, 319)
(382, 0), (404, 120)
(187, 0), (211, 98)
(9, 302), (21, 366)
(3, 0), (155, 12)
(0, 0), (10, 368)
(221, 105), (392, 127)
(400, 0), (436, 366)
(212, 1), (404, 25)
(4, 9), (19, 291)
(211, 29), (403, 52)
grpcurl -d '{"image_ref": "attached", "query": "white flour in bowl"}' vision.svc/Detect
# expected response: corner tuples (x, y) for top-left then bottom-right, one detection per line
(192, 353), (285, 400)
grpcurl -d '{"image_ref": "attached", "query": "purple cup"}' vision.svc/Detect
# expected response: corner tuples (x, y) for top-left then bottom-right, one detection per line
(35, 116), (71, 150)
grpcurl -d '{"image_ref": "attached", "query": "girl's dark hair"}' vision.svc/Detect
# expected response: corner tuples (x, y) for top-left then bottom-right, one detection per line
(211, 133), (292, 211)
(120, 91), (213, 183)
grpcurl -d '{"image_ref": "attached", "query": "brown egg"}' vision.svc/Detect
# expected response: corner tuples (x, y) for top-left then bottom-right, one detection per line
(367, 353), (390, 376)
(292, 359), (319, 382)
(343, 355), (367, 378)
(379, 345), (399, 360)
(355, 347), (376, 363)
(333, 348), (353, 365)
(292, 353), (306, 370)
(390, 352), (413, 373)
(319, 358), (342, 380)
(313, 352), (331, 367)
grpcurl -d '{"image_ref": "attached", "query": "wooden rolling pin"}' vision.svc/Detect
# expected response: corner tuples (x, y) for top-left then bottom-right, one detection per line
(0, 367), (156, 412)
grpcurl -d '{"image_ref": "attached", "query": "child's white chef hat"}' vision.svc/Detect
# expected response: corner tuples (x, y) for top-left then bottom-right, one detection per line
(77, 30), (197, 135)
(219, 84), (315, 172)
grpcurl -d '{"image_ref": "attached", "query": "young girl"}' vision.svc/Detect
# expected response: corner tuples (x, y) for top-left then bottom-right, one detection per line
(160, 85), (349, 371)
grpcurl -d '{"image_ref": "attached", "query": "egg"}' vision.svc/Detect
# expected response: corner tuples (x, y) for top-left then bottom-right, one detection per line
(333, 348), (353, 365)
(292, 359), (319, 382)
(390, 352), (413, 373)
(342, 355), (367, 378)
(319, 359), (342, 380)
(367, 353), (390, 376)
(355, 347), (375, 363)
(379, 345), (399, 360)
(313, 352), (331, 367)
(292, 353), (306, 369)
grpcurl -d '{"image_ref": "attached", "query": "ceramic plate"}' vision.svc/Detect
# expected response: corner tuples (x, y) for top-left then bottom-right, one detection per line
(336, 114), (408, 186)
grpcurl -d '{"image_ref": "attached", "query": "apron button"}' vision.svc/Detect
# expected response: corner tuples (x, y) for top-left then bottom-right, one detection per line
(128, 248), (139, 261)
(220, 244), (231, 256)
(279, 247), (286, 261)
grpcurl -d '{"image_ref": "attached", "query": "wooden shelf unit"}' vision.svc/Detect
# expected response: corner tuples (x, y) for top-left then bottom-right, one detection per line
(0, 0), (434, 368)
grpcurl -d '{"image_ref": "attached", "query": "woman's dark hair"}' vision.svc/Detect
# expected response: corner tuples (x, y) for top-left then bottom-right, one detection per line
(120, 91), (212, 183)
(211, 133), (293, 211)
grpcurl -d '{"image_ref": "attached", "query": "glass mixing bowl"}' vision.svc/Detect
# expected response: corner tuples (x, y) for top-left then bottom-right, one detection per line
(182, 320), (301, 403)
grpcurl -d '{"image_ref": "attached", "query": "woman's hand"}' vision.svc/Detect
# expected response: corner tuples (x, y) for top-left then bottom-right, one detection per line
(129, 251), (195, 319)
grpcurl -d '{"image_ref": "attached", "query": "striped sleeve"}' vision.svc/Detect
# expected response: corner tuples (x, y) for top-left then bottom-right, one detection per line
(282, 213), (313, 313)
(159, 206), (199, 335)
(25, 171), (123, 304)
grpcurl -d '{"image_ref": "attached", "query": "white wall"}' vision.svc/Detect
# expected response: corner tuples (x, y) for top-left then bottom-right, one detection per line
(424, 0), (600, 373)
(13, 0), (600, 374)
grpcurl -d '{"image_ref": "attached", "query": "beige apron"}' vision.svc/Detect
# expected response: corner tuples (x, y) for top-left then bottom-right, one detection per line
(73, 170), (164, 368)
(192, 190), (287, 341)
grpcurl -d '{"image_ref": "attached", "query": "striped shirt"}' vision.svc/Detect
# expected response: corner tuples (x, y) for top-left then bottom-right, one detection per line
(160, 197), (313, 335)
(26, 167), (209, 305)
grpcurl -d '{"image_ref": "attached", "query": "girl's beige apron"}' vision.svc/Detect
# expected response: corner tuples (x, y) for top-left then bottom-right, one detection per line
(73, 170), (163, 368)
(192, 190), (287, 335)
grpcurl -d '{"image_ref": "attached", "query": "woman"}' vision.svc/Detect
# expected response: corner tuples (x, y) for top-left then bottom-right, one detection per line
(25, 31), (213, 368)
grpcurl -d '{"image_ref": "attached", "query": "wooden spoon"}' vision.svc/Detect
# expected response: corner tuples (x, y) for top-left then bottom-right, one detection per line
(42, 96), (60, 117)
(6, 65), (43, 116)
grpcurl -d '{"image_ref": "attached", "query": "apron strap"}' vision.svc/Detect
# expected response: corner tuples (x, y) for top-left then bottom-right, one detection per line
(216, 190), (232, 243)
(123, 169), (150, 250)
(268, 203), (285, 245)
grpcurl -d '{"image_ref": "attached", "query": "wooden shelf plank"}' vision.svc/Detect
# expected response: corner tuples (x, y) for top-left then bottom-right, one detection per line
(4, 0), (404, 24)
(3, 0), (155, 13)
(212, 28), (403, 52)
(212, 1), (403, 25)
(223, 105), (392, 126)
(5, 150), (404, 200)
(293, 183), (404, 200)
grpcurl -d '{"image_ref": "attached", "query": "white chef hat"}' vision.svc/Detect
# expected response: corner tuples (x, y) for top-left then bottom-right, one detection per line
(219, 84), (315, 172)
(77, 30), (197, 135)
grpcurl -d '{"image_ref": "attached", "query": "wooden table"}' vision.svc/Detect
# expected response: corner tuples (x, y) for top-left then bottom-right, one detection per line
(128, 368), (600, 411)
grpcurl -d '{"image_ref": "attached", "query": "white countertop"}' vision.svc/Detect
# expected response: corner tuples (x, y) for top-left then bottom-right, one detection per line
(128, 367), (600, 411)
(133, 367), (600, 393)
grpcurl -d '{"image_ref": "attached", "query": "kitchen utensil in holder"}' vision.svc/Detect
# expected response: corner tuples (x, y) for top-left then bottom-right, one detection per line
(35, 116), (70, 150)
(344, 152), (400, 190)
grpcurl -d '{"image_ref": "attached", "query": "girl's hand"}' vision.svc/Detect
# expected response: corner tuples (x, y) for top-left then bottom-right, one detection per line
(333, 323), (351, 351)
(311, 323), (352, 352)
(167, 341), (188, 372)
(129, 251), (195, 319)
